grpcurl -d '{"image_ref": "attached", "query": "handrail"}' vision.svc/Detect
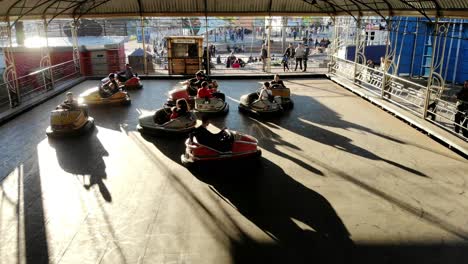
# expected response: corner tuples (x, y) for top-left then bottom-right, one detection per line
(14, 59), (77, 81)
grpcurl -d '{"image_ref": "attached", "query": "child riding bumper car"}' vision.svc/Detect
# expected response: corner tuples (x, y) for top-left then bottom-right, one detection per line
(101, 74), (143, 90)
(165, 72), (219, 107)
(46, 93), (94, 137)
(79, 80), (131, 106)
(181, 117), (261, 167)
(238, 92), (283, 116)
(137, 108), (197, 135)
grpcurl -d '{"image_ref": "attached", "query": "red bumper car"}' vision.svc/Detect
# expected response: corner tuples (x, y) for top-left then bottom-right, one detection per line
(181, 129), (261, 167)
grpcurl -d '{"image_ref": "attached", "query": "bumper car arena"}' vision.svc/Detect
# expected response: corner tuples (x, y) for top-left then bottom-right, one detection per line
(1, 78), (468, 264)
(1, 1), (468, 263)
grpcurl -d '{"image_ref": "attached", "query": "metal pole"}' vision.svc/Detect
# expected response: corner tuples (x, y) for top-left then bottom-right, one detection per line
(451, 20), (463, 85)
(42, 17), (55, 90)
(329, 16), (338, 73)
(250, 19), (255, 56)
(423, 17), (439, 119)
(71, 20), (82, 76)
(443, 19), (456, 81)
(267, 17), (272, 73)
(410, 17), (419, 79)
(353, 15), (361, 83)
(205, 15), (210, 75)
(141, 17), (148, 75)
(381, 18), (392, 98)
(281, 16), (287, 55)
(395, 17), (409, 74)
(435, 20), (449, 93)
(4, 16), (20, 106)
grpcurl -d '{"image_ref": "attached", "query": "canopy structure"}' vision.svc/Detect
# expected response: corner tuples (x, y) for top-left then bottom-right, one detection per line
(1, 0), (467, 24)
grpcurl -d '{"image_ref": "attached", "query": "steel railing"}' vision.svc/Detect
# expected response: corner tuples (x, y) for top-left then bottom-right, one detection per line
(0, 59), (80, 110)
(330, 56), (468, 140)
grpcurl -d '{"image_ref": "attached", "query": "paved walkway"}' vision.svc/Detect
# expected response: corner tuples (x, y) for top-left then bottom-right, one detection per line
(0, 79), (467, 264)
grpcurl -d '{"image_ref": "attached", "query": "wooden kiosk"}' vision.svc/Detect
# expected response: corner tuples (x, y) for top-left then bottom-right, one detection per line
(165, 36), (203, 75)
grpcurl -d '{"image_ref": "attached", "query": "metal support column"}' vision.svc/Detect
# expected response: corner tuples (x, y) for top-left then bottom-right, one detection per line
(141, 17), (148, 75)
(423, 17), (439, 118)
(3, 17), (20, 107)
(410, 17), (420, 78)
(42, 17), (54, 90)
(205, 15), (210, 75)
(329, 17), (338, 73)
(353, 15), (362, 83)
(267, 17), (272, 73)
(381, 18), (392, 98)
(451, 20), (463, 85)
(71, 20), (82, 75)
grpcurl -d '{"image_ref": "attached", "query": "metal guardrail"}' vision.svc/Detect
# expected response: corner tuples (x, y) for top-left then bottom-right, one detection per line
(79, 51), (329, 76)
(331, 56), (468, 140)
(0, 60), (80, 110)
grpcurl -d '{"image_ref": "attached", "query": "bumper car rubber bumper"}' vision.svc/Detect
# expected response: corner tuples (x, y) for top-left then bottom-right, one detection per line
(137, 124), (195, 136)
(46, 117), (95, 137)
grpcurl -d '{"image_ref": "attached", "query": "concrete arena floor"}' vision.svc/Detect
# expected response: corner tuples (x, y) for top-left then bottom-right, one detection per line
(0, 79), (467, 264)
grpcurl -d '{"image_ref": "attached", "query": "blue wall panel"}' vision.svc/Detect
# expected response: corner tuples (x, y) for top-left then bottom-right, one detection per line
(390, 17), (468, 84)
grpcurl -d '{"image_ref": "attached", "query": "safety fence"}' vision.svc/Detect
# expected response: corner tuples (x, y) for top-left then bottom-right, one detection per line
(0, 60), (80, 111)
(78, 51), (329, 76)
(330, 57), (468, 140)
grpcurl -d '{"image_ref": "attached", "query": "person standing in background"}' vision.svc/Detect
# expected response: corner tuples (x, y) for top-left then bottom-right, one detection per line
(294, 43), (305, 71)
(303, 44), (310, 72)
(261, 44), (268, 72)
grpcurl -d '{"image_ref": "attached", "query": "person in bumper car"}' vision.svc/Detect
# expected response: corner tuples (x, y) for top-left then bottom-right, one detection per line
(118, 64), (135, 81)
(189, 71), (211, 88)
(197, 81), (214, 100)
(58, 92), (80, 110)
(191, 116), (232, 152)
(270, 74), (285, 88)
(170, 98), (189, 119)
(197, 81), (225, 102)
(100, 73), (120, 97)
(259, 81), (274, 102)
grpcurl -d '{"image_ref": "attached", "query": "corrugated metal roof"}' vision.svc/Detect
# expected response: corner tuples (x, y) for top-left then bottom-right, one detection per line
(1, 0), (467, 21)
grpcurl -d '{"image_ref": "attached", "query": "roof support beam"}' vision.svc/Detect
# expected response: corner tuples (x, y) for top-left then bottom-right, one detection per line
(268, 0), (273, 17)
(9, 0), (51, 27)
(397, 0), (433, 22)
(75, 0), (113, 20)
(303, 0), (335, 17)
(72, 0), (90, 19)
(49, 1), (84, 23)
(322, 0), (357, 21)
(350, 0), (387, 21)
(137, 0), (143, 17)
(381, 0), (394, 17)
(430, 0), (441, 17)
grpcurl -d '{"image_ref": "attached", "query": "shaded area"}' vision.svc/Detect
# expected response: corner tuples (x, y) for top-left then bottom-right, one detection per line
(354, 242), (468, 264)
(144, 133), (468, 264)
(22, 152), (50, 264)
(193, 159), (353, 264)
(145, 134), (353, 263)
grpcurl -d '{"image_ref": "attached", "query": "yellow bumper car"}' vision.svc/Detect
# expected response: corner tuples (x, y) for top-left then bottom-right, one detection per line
(46, 106), (94, 137)
(79, 86), (131, 106)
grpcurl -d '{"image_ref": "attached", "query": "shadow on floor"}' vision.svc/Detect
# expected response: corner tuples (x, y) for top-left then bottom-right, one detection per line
(48, 128), (112, 202)
(144, 134), (353, 263)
